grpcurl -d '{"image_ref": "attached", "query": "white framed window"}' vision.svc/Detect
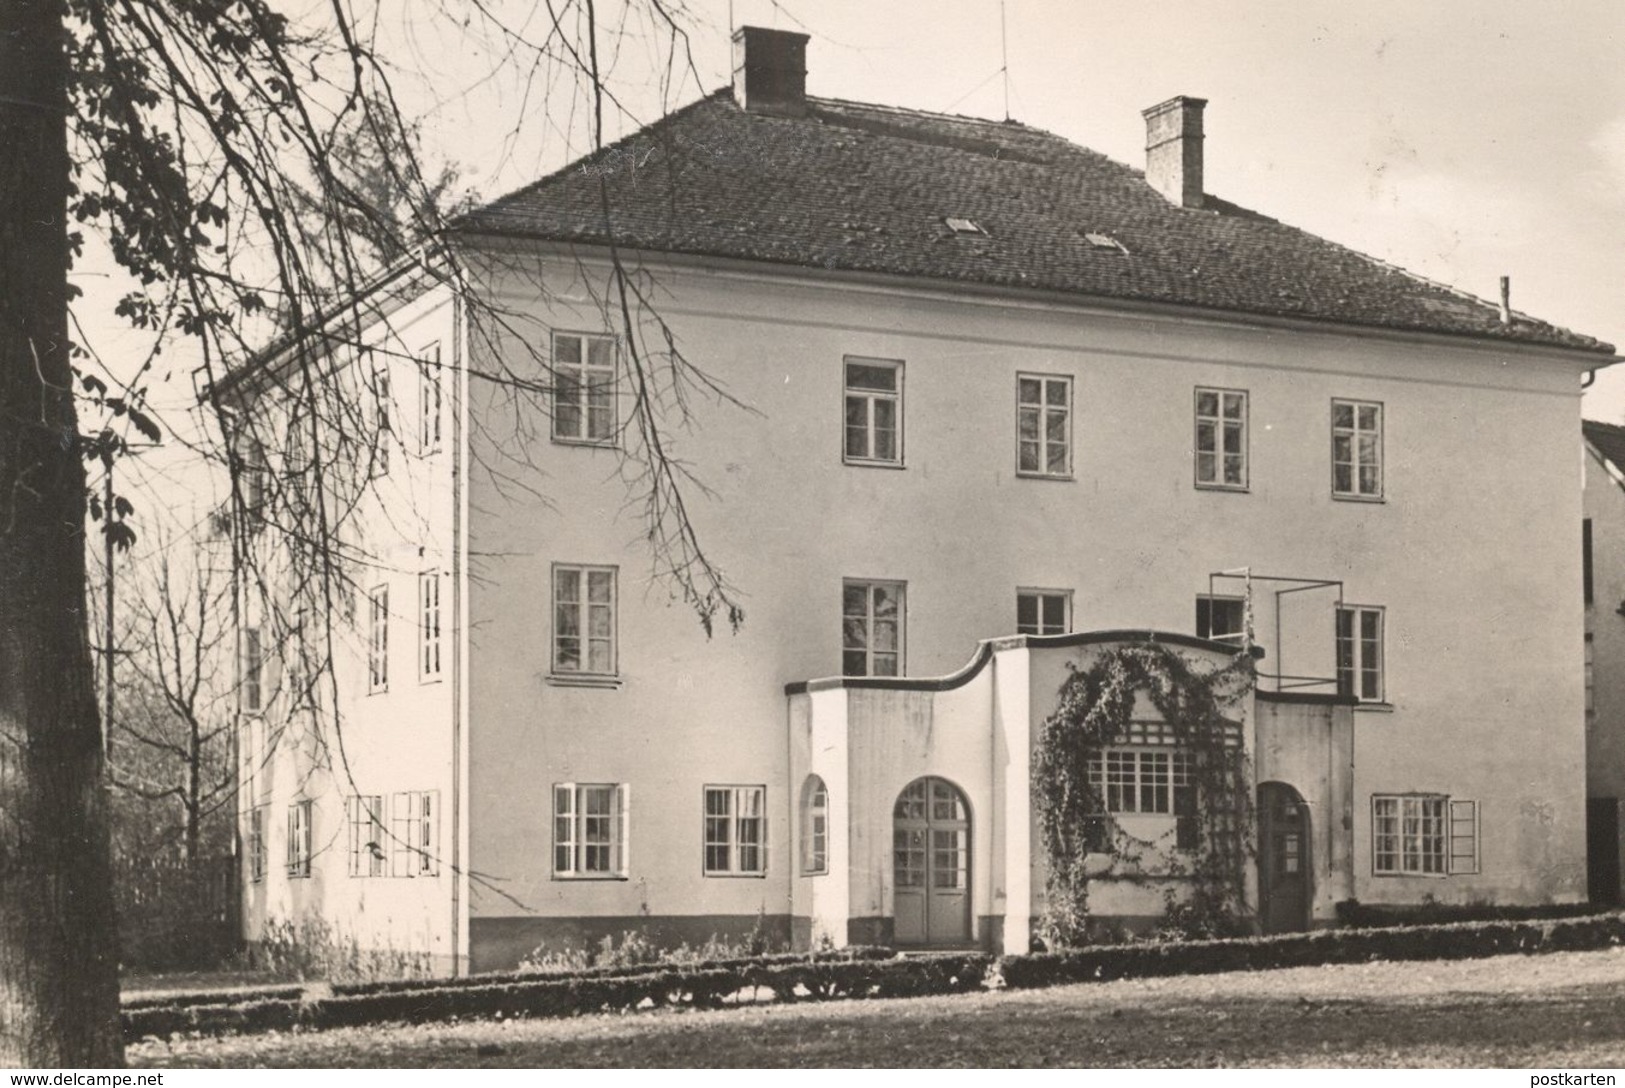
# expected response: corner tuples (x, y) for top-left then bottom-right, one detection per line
(552, 564), (616, 676)
(1195, 387), (1247, 489)
(286, 800), (312, 879)
(242, 626), (263, 712)
(419, 571), (442, 681)
(390, 790), (439, 877)
(1336, 605), (1384, 702)
(247, 805), (267, 883)
(842, 579), (905, 677)
(1017, 589), (1071, 636)
(553, 783), (629, 878)
(1197, 595), (1246, 646)
(704, 785), (767, 876)
(1332, 399), (1382, 499)
(1086, 749), (1197, 851)
(552, 332), (617, 444)
(843, 358), (903, 466)
(1372, 794), (1478, 875)
(801, 776), (828, 876)
(367, 585), (389, 692)
(347, 795), (386, 878)
(1017, 374), (1072, 478)
(419, 344), (442, 454)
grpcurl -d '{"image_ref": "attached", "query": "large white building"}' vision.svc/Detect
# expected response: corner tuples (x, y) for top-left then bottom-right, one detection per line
(228, 27), (1617, 974)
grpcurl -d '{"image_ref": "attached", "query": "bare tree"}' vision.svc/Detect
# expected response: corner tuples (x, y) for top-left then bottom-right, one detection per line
(3, 0), (734, 1063)
(103, 530), (236, 864)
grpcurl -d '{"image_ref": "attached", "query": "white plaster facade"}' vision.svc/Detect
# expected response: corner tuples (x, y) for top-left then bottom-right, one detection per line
(236, 242), (1600, 972)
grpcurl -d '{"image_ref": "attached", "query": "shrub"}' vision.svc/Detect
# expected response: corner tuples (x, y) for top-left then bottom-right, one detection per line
(999, 911), (1625, 990)
(252, 916), (435, 984)
(121, 950), (993, 1042)
(1333, 898), (1606, 929)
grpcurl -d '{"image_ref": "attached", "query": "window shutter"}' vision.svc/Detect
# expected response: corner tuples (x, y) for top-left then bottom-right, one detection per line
(554, 784), (575, 874)
(391, 791), (412, 877)
(756, 786), (769, 874)
(420, 791), (439, 876)
(286, 805), (297, 874)
(614, 783), (630, 877)
(1449, 799), (1479, 875)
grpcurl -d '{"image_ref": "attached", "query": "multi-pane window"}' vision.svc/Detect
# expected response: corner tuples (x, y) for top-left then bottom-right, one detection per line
(552, 332), (616, 444)
(1086, 749), (1196, 850)
(419, 571), (442, 680)
(247, 805), (267, 883)
(419, 344), (442, 454)
(242, 626), (263, 712)
(1372, 795), (1478, 875)
(1332, 399), (1382, 499)
(1017, 374), (1072, 477)
(704, 785), (767, 876)
(843, 358), (902, 465)
(1195, 387), (1247, 489)
(390, 790), (439, 877)
(1017, 590), (1071, 636)
(286, 800), (312, 878)
(801, 776), (828, 876)
(553, 783), (628, 877)
(842, 580), (905, 676)
(1336, 605), (1384, 702)
(553, 565), (616, 675)
(1196, 596), (1246, 646)
(347, 795), (386, 878)
(367, 585), (389, 692)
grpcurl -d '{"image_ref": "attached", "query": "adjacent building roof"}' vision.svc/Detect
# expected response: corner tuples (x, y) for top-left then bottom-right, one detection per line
(456, 89), (1612, 355)
(1586, 419), (1625, 472)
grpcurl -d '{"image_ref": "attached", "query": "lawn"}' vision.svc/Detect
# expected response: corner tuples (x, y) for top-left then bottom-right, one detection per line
(129, 947), (1625, 1068)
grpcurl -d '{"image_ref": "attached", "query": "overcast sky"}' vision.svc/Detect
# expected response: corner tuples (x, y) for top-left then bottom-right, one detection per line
(405, 0), (1625, 411)
(95, 0), (1625, 541)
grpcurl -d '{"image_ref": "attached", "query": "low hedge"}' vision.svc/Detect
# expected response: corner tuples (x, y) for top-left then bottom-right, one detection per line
(329, 945), (899, 997)
(122, 952), (992, 1042)
(1333, 899), (1607, 929)
(999, 911), (1625, 990)
(122, 984), (305, 1011)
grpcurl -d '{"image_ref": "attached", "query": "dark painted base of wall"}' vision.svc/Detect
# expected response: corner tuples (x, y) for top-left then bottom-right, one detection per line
(847, 915), (1006, 953)
(469, 914), (800, 974)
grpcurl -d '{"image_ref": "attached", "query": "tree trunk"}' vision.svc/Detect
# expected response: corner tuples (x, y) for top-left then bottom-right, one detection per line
(0, 0), (125, 1066)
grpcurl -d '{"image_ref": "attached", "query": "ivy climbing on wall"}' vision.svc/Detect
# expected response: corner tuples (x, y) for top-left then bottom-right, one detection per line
(1032, 641), (1257, 949)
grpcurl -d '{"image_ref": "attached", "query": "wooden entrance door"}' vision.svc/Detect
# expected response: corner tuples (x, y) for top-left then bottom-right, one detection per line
(1258, 782), (1312, 934)
(893, 777), (971, 946)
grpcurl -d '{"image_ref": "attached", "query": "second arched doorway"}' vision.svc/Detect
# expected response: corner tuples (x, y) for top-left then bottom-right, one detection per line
(1258, 781), (1313, 933)
(893, 776), (971, 946)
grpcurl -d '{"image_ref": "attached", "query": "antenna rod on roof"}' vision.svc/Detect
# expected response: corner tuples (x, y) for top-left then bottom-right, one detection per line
(1000, 0), (1011, 121)
(1500, 275), (1512, 325)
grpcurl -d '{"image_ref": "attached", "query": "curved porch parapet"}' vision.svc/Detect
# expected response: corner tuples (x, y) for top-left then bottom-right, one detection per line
(783, 628), (1258, 696)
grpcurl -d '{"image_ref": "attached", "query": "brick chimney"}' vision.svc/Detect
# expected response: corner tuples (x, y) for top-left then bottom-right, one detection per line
(1142, 96), (1207, 209)
(732, 26), (810, 115)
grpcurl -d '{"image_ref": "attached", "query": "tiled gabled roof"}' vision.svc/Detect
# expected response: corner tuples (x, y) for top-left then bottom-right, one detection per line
(1586, 419), (1625, 473)
(457, 90), (1612, 355)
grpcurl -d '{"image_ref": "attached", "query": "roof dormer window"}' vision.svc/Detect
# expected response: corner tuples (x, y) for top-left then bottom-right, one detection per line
(1083, 231), (1128, 255)
(944, 217), (987, 236)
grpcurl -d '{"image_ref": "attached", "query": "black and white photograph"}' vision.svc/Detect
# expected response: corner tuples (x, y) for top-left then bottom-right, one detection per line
(2, 0), (1624, 1072)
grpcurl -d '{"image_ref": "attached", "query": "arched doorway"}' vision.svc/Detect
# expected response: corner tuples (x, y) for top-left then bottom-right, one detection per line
(893, 776), (971, 946)
(1258, 781), (1313, 933)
